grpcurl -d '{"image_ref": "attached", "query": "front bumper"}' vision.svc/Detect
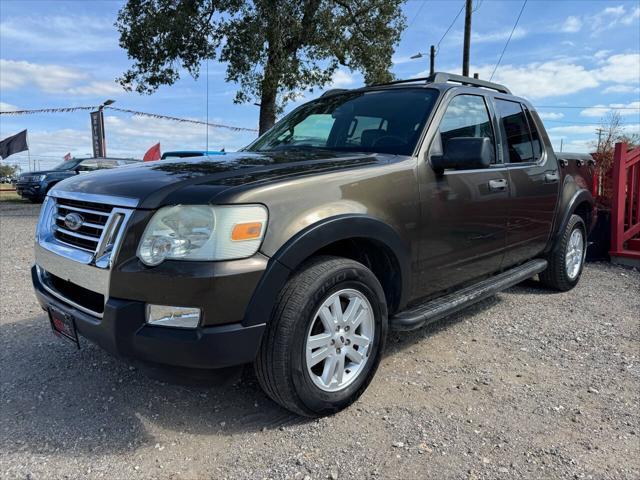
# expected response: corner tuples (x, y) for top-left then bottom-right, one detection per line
(32, 265), (266, 369)
(16, 182), (43, 199)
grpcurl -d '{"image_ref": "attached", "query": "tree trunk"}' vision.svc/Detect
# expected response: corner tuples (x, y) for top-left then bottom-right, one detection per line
(258, 83), (277, 136)
(258, 44), (279, 136)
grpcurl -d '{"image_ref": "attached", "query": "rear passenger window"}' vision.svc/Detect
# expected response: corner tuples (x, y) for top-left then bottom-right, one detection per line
(433, 94), (496, 163)
(524, 108), (543, 161)
(495, 99), (535, 163)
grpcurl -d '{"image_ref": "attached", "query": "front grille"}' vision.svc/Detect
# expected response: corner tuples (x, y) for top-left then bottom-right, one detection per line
(48, 272), (105, 315)
(53, 198), (114, 253)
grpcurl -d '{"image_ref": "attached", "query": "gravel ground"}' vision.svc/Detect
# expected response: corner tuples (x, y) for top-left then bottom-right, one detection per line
(1, 203), (639, 480)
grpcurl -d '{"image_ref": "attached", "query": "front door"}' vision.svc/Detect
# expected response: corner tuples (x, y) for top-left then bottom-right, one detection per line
(415, 93), (509, 299)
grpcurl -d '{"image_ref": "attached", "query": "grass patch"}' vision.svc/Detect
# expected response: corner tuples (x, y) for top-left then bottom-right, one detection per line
(0, 184), (29, 204)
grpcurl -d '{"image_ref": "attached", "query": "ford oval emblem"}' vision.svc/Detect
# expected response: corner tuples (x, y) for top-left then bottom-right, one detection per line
(63, 212), (84, 231)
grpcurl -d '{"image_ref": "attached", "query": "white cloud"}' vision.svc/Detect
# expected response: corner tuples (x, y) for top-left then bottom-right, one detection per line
(589, 4), (640, 34)
(603, 84), (640, 94)
(66, 81), (123, 96)
(548, 123), (640, 136)
(561, 16), (582, 33)
(0, 102), (18, 112)
(449, 27), (526, 45)
(473, 27), (527, 43)
(557, 5), (640, 36)
(620, 6), (640, 25)
(465, 53), (639, 100)
(1, 114), (257, 170)
(594, 50), (611, 60)
(330, 70), (356, 88)
(538, 112), (565, 120)
(473, 61), (599, 99)
(594, 53), (640, 84)
(0, 59), (125, 96)
(0, 15), (116, 53)
(580, 101), (640, 117)
(547, 125), (603, 135)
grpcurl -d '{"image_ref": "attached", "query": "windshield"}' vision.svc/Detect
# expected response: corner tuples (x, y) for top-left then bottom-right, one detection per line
(52, 159), (81, 170)
(247, 88), (439, 156)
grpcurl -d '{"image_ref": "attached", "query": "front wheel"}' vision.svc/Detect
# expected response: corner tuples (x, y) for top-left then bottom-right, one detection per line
(540, 214), (587, 291)
(254, 256), (388, 416)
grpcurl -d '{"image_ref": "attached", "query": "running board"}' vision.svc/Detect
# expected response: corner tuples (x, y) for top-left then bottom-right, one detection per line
(390, 259), (548, 331)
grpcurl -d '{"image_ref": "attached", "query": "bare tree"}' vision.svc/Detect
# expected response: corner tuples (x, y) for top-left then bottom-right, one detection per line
(591, 111), (640, 208)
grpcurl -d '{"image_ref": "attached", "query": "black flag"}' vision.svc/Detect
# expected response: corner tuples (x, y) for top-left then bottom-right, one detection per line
(0, 130), (28, 159)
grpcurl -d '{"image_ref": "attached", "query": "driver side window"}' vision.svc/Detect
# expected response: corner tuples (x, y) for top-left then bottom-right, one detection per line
(431, 95), (496, 163)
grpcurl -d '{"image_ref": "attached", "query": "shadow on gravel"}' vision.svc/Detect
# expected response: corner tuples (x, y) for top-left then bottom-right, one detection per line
(0, 315), (311, 456)
(1, 279), (558, 456)
(385, 277), (558, 355)
(385, 295), (502, 356)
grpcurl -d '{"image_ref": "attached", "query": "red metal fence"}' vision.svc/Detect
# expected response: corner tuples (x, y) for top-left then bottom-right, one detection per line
(610, 142), (640, 260)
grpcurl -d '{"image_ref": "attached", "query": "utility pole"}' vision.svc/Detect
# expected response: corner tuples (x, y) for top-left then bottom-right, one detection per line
(429, 45), (435, 76)
(596, 128), (604, 151)
(462, 0), (473, 77)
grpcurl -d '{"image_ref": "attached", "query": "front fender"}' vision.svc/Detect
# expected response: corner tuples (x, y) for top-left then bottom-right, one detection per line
(242, 214), (411, 327)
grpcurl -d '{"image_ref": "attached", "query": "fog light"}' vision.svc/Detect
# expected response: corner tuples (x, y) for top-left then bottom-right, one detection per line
(146, 305), (200, 328)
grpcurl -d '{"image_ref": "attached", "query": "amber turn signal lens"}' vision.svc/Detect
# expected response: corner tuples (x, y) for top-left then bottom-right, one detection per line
(231, 222), (263, 241)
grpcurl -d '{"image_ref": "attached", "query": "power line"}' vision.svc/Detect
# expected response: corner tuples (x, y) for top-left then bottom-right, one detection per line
(436, 1), (466, 54)
(406, 0), (428, 30)
(534, 105), (640, 110)
(543, 120), (624, 125)
(490, 0), (528, 81)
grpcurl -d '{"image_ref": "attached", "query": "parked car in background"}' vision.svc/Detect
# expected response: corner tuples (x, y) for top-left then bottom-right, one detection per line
(32, 73), (595, 416)
(160, 150), (225, 160)
(16, 157), (140, 203)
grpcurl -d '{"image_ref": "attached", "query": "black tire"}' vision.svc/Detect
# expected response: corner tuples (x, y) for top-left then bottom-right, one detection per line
(254, 255), (388, 417)
(540, 214), (587, 291)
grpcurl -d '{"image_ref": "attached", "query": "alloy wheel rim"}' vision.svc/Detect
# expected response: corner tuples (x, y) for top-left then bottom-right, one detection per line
(304, 288), (375, 392)
(565, 228), (584, 280)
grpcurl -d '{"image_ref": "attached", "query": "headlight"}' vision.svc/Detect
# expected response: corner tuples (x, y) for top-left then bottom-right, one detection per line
(35, 174), (46, 182)
(137, 204), (268, 266)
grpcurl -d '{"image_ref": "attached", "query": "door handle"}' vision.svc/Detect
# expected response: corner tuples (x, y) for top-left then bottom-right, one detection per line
(488, 179), (508, 192)
(545, 172), (560, 183)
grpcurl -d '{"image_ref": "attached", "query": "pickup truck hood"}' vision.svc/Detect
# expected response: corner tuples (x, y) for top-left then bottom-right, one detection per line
(52, 150), (394, 209)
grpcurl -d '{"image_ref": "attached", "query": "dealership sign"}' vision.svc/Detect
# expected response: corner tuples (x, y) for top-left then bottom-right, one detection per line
(90, 110), (106, 158)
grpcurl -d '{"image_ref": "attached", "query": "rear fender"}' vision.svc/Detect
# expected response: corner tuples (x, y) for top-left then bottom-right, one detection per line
(549, 177), (595, 252)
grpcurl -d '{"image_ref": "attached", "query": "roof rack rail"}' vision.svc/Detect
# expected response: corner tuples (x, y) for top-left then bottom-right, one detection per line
(427, 72), (511, 94)
(321, 88), (349, 97)
(370, 72), (511, 94)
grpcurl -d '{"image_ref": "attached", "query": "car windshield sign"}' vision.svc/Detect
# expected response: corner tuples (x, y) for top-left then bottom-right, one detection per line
(246, 88), (439, 156)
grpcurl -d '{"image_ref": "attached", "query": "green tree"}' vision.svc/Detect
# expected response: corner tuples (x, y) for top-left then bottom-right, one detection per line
(0, 163), (20, 180)
(116, 0), (406, 134)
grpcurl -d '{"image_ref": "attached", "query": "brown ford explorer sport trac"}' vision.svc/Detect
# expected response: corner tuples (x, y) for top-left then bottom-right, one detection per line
(32, 73), (596, 416)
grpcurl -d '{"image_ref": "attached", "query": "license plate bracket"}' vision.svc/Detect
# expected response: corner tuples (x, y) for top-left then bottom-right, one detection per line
(48, 307), (80, 349)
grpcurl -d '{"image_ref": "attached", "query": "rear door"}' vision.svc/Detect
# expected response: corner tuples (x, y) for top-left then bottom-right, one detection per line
(415, 93), (509, 298)
(492, 98), (560, 268)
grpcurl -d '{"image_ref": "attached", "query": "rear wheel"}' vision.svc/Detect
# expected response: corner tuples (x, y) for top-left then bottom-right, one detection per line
(540, 214), (586, 291)
(254, 256), (388, 416)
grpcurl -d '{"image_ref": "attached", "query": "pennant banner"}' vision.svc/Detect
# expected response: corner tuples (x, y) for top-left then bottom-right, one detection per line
(0, 105), (257, 133)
